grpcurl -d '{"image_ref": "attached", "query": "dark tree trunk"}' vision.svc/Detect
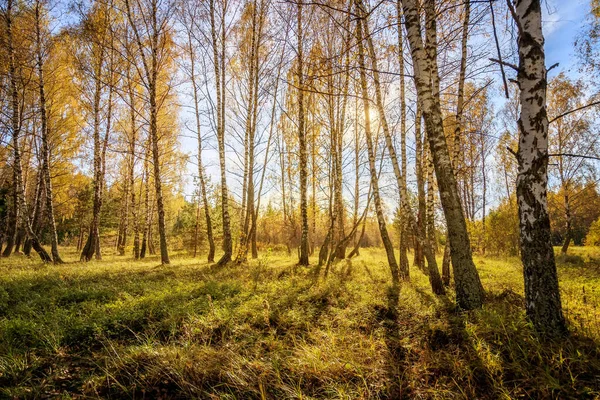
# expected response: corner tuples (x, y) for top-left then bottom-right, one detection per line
(442, 242), (451, 286)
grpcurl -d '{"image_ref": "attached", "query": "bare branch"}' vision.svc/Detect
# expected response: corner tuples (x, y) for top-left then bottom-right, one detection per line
(548, 153), (600, 162)
(490, 58), (519, 72)
(548, 100), (600, 124)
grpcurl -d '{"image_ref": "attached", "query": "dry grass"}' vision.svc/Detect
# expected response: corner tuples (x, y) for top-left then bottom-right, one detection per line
(0, 246), (599, 399)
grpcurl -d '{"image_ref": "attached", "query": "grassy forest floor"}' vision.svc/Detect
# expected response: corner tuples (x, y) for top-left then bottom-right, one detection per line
(1, 247), (600, 399)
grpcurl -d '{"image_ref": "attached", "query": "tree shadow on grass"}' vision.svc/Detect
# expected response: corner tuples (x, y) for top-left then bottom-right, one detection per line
(377, 283), (411, 398)
(411, 286), (600, 398)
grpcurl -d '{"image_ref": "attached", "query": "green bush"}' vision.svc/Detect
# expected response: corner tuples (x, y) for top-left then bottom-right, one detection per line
(585, 217), (600, 246)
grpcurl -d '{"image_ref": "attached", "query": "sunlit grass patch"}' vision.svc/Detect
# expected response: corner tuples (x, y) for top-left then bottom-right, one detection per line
(0, 246), (599, 398)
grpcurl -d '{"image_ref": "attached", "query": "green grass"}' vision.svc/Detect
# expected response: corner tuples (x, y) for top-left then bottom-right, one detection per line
(0, 247), (599, 399)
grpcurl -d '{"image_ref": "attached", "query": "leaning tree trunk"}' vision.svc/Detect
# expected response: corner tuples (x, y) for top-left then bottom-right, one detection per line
(6, 0), (51, 263)
(355, 5), (399, 282)
(359, 0), (409, 279)
(402, 0), (483, 309)
(512, 0), (566, 336)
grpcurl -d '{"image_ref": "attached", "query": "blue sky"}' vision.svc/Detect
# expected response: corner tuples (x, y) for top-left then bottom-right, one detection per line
(543, 0), (590, 75)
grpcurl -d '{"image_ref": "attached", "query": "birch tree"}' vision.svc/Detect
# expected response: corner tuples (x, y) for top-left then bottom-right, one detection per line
(355, 0), (399, 282)
(297, 0), (310, 266)
(510, 0), (567, 336)
(401, 0), (483, 309)
(124, 0), (177, 265)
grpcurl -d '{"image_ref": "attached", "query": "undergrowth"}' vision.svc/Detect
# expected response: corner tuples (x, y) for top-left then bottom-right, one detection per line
(0, 247), (599, 399)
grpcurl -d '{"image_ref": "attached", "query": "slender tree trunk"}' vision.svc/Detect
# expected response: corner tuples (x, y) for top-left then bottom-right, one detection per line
(35, 1), (62, 263)
(323, 108), (334, 266)
(247, 3), (263, 259)
(279, 130), (291, 255)
(319, 151), (335, 268)
(148, 201), (156, 255)
(355, 5), (399, 282)
(149, 89), (169, 264)
(77, 223), (84, 251)
(442, 243), (451, 286)
(23, 171), (44, 257)
(97, 66), (113, 260)
(15, 230), (24, 254)
(512, 0), (566, 336)
(310, 100), (316, 257)
(140, 141), (151, 259)
(454, 0), (469, 169)
(117, 173), (131, 256)
(397, 0), (410, 277)
(209, 0), (232, 266)
(124, 0), (170, 264)
(126, 64), (140, 260)
(253, 30), (285, 259)
(402, 0), (482, 309)
(2, 202), (16, 256)
(481, 132), (487, 255)
(426, 147), (437, 253)
(442, 0), (471, 265)
(415, 104), (425, 270)
(5, 0), (51, 263)
(561, 191), (572, 254)
(80, 35), (105, 262)
(150, 9), (169, 264)
(359, 0), (410, 278)
(352, 97), (360, 255)
(348, 202), (369, 259)
(297, 1), (309, 266)
(237, 0), (264, 263)
(331, 30), (350, 261)
(188, 33), (215, 262)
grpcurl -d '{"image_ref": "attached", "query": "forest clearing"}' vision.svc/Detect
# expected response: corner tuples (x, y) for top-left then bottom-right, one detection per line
(2, 0), (600, 397)
(1, 247), (599, 398)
